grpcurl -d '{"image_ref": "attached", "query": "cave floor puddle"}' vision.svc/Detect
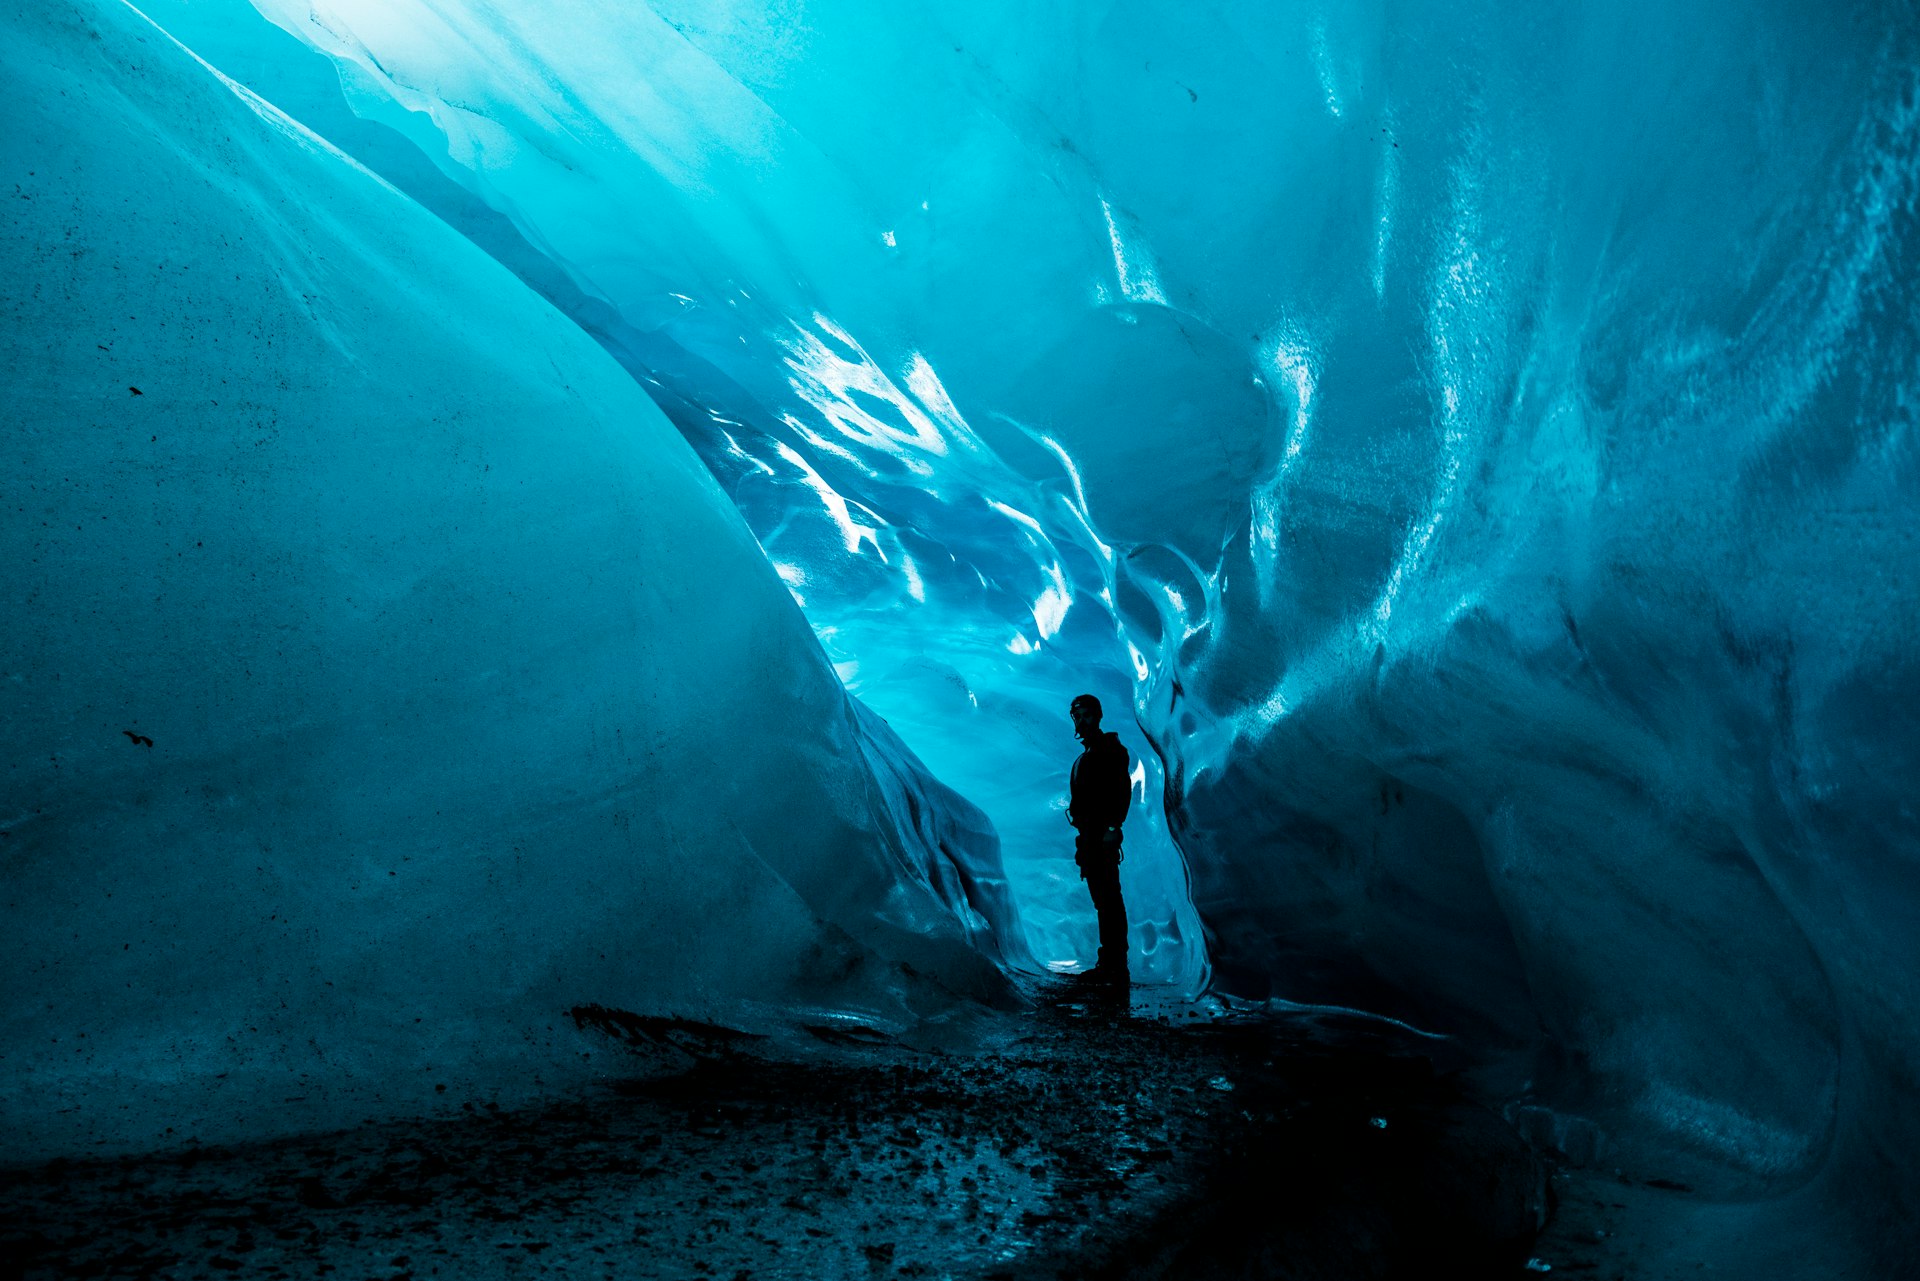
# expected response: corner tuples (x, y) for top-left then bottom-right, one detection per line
(2, 985), (1553, 1279)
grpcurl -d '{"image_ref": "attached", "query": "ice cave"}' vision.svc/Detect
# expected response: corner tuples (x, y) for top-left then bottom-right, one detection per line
(3, 0), (1917, 1275)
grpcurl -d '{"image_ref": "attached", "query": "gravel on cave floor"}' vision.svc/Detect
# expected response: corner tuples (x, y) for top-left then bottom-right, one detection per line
(2, 980), (1558, 1280)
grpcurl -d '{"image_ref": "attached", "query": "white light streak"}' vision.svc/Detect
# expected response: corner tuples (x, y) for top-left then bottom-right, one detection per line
(1311, 20), (1344, 118)
(780, 314), (949, 458)
(1098, 197), (1169, 305)
(988, 499), (1046, 537)
(1033, 561), (1072, 640)
(769, 439), (881, 556)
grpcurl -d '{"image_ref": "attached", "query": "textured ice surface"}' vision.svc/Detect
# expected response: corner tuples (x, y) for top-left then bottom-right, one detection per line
(213, 0), (1920, 1269)
(12, 0), (1920, 1270)
(182, 0), (1216, 990)
(0, 0), (1011, 1159)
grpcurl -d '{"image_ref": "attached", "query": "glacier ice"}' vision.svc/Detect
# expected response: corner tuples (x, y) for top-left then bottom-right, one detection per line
(9, 0), (1920, 1272)
(0, 0), (1012, 1159)
(149, 0), (1216, 992)
(200, 0), (1920, 1268)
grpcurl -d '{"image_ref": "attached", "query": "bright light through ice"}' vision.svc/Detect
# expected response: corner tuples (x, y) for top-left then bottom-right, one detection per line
(1262, 327), (1319, 466)
(775, 561), (807, 606)
(1033, 561), (1071, 640)
(1372, 164), (1484, 634)
(190, 0), (1920, 1180)
(781, 315), (948, 459)
(1311, 20), (1344, 118)
(1372, 448), (1458, 628)
(988, 499), (1045, 537)
(783, 412), (873, 473)
(770, 439), (882, 555)
(903, 355), (972, 437)
(1098, 197), (1169, 305)
(1249, 681), (1289, 731)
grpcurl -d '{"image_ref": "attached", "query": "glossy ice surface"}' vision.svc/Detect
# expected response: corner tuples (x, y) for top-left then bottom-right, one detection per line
(2, 0), (1009, 1159)
(6, 0), (1918, 1272)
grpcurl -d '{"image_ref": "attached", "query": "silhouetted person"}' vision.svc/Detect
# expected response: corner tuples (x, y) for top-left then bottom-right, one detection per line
(1068, 694), (1131, 983)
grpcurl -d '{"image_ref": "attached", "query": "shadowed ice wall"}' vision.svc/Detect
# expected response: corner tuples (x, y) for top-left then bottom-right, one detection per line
(219, 1), (1920, 1270)
(1, 0), (1015, 1159)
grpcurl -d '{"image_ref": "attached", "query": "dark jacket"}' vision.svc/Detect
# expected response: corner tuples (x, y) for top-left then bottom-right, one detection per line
(1069, 730), (1132, 835)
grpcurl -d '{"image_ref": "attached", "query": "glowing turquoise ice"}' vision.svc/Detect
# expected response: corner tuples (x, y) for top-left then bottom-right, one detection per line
(12, 3), (1920, 1267)
(221, 3), (1920, 1253)
(0, 0), (1008, 1157)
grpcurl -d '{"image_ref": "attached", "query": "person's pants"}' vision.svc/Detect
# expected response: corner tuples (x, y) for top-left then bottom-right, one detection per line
(1076, 837), (1129, 973)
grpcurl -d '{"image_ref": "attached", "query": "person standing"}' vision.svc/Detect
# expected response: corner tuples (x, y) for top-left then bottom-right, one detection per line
(1067, 694), (1131, 984)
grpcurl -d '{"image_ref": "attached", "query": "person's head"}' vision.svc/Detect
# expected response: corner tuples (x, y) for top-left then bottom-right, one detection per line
(1070, 694), (1103, 743)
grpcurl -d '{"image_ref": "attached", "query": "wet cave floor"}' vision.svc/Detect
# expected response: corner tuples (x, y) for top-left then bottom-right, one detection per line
(3, 981), (1678, 1280)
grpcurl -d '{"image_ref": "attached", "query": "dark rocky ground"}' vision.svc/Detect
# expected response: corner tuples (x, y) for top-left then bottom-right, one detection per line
(2, 979), (1596, 1280)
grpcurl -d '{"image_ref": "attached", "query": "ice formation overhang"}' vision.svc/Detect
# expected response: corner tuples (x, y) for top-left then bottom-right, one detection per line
(172, 0), (1218, 991)
(202, 0), (1920, 1268)
(9, 0), (1920, 1271)
(0, 0), (1014, 1158)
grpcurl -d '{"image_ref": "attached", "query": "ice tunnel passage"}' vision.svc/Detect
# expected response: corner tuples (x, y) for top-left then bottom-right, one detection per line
(6, 0), (1920, 1275)
(103, 0), (1220, 993)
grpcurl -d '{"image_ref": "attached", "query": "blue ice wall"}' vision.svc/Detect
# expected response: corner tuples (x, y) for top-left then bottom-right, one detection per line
(175, 0), (1216, 989)
(11, 0), (1920, 1268)
(0, 0), (1014, 1159)
(216, 0), (1920, 1268)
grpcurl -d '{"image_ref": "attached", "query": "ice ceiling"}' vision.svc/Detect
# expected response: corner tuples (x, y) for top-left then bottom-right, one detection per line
(6, 0), (1920, 1271)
